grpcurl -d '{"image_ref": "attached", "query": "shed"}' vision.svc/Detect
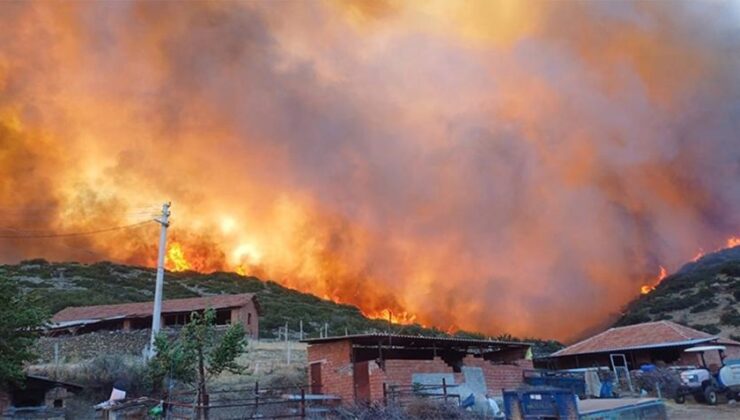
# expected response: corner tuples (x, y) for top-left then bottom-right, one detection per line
(302, 334), (532, 404)
(0, 375), (82, 419)
(539, 321), (740, 370)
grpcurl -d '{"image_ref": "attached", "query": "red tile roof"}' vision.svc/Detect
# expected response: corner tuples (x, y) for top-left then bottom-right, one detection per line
(551, 321), (739, 357)
(52, 293), (257, 324)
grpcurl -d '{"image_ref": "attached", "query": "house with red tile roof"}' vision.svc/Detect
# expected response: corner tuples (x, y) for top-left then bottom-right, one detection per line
(50, 294), (260, 337)
(539, 321), (740, 370)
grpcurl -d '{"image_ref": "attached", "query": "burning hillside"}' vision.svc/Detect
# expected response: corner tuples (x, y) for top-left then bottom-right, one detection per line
(1, 1), (740, 340)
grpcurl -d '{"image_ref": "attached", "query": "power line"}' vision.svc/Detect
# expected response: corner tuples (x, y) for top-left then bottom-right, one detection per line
(0, 220), (154, 239)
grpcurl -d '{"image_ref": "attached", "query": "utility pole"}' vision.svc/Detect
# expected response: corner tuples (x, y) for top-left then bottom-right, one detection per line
(148, 202), (171, 359)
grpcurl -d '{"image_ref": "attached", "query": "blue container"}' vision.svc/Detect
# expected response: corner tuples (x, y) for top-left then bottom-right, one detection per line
(640, 364), (656, 372)
(503, 387), (579, 419)
(523, 370), (586, 397)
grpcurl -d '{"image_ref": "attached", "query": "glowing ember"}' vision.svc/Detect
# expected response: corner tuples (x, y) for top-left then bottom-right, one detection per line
(166, 242), (191, 272)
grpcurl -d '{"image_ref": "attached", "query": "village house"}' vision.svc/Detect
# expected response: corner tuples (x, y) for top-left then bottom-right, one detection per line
(538, 321), (740, 370)
(302, 334), (533, 405)
(49, 294), (260, 337)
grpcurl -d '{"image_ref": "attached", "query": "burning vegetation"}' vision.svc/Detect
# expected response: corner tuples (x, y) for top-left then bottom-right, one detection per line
(1, 1), (740, 340)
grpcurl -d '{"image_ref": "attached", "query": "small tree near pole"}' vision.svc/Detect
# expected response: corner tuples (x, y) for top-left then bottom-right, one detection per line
(148, 308), (247, 420)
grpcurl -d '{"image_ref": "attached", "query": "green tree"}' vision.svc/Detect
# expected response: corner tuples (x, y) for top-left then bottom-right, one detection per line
(0, 277), (48, 389)
(148, 308), (247, 419)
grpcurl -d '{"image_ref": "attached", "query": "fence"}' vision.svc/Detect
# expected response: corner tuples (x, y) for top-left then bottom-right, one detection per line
(383, 378), (462, 408)
(159, 382), (339, 419)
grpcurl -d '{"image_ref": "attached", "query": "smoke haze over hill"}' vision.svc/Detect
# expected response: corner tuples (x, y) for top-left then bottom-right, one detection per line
(1, 1), (740, 340)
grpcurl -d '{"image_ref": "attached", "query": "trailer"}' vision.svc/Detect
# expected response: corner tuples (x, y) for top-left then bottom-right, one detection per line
(503, 387), (666, 419)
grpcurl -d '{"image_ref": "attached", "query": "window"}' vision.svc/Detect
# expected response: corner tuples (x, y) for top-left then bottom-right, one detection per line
(215, 309), (232, 325)
(247, 312), (252, 325)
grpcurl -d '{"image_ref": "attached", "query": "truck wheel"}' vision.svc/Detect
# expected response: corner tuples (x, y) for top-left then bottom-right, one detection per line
(704, 387), (718, 405)
(674, 395), (685, 404)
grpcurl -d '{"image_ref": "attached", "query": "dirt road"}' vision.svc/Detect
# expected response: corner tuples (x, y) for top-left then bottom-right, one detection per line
(665, 400), (739, 419)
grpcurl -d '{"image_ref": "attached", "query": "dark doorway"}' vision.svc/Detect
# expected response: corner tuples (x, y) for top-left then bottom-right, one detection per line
(310, 362), (322, 394)
(353, 361), (370, 403)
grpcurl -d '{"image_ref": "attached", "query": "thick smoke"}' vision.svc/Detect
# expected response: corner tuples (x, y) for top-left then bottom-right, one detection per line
(1, 1), (739, 340)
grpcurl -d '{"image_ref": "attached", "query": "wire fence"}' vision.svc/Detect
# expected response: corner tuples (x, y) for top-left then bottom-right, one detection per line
(125, 382), (340, 419)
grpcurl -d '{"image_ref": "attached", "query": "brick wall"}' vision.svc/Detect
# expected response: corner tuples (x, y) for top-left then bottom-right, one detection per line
(306, 341), (354, 403)
(308, 341), (532, 404)
(368, 356), (530, 401)
(462, 356), (532, 395)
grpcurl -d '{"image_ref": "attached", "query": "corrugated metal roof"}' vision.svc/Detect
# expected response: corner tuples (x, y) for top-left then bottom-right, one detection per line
(301, 333), (531, 349)
(51, 293), (258, 324)
(550, 321), (740, 357)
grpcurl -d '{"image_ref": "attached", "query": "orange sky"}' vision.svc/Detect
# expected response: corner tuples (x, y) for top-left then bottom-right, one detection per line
(1, 1), (739, 340)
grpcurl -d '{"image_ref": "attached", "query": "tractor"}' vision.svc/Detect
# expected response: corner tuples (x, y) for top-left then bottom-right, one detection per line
(674, 345), (740, 405)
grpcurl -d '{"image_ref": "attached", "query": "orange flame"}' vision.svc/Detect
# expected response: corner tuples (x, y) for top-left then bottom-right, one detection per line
(364, 308), (418, 325)
(166, 242), (191, 272)
(727, 236), (740, 248)
(640, 265), (667, 295)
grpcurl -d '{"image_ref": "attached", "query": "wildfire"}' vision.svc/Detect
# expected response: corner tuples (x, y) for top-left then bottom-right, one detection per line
(166, 242), (191, 272)
(364, 308), (418, 325)
(640, 265), (667, 295)
(727, 236), (740, 248)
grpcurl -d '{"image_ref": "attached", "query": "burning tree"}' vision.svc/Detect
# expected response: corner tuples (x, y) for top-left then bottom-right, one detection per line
(148, 308), (247, 419)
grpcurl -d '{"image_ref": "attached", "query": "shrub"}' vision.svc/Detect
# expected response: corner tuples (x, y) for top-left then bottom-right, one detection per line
(634, 368), (682, 399)
(263, 365), (307, 389)
(616, 311), (651, 326)
(43, 354), (152, 399)
(720, 309), (740, 326)
(690, 324), (721, 335)
(689, 300), (716, 313)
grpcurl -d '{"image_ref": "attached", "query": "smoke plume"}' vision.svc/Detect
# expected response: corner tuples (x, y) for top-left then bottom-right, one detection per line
(1, 1), (739, 340)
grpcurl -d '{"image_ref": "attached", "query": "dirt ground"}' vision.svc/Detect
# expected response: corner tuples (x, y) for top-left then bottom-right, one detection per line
(664, 400), (740, 419)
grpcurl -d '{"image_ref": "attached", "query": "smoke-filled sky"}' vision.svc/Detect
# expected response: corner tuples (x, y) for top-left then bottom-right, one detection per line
(2, 0), (740, 340)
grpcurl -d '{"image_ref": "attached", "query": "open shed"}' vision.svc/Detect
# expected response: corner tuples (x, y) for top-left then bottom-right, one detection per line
(0, 375), (82, 419)
(539, 321), (740, 370)
(302, 334), (532, 404)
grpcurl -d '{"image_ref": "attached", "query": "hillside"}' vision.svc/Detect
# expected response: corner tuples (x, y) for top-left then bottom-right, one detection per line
(615, 246), (740, 341)
(1, 259), (562, 355)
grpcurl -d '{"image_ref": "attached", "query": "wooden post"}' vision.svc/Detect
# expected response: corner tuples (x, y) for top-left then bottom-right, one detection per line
(254, 381), (260, 416)
(300, 388), (306, 418)
(442, 378), (447, 404)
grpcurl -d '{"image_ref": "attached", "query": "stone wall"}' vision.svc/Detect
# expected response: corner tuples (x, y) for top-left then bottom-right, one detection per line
(37, 329), (189, 363)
